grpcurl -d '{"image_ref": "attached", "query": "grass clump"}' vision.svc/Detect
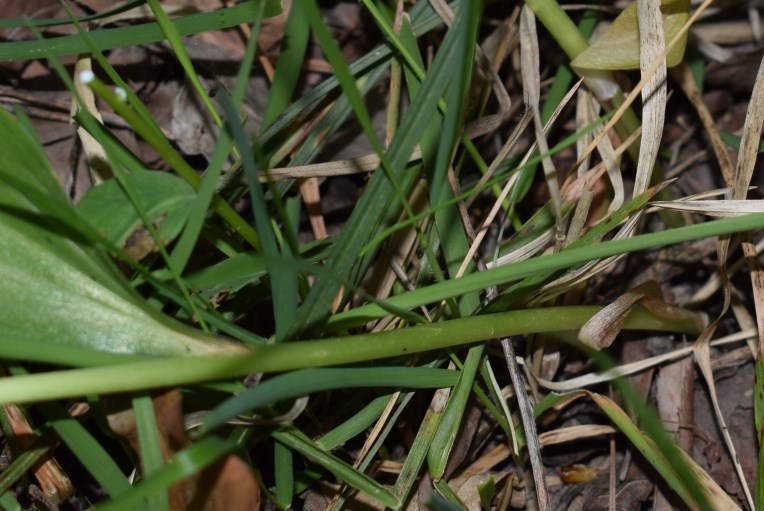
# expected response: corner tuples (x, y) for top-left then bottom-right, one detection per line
(0, 0), (762, 509)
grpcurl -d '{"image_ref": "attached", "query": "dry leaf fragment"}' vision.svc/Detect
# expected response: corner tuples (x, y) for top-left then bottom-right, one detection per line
(559, 464), (598, 484)
(652, 199), (764, 217)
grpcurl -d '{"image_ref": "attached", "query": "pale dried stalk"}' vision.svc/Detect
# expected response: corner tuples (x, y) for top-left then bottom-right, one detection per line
(533, 329), (756, 392)
(691, 51), (764, 511)
(520, 6), (564, 252)
(632, 0), (667, 198)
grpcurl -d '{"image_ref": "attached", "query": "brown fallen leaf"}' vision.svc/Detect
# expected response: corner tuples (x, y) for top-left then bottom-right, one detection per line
(189, 454), (261, 511)
(106, 390), (260, 510)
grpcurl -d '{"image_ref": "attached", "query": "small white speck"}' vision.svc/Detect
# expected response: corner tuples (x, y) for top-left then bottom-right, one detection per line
(114, 87), (127, 102)
(79, 70), (94, 84)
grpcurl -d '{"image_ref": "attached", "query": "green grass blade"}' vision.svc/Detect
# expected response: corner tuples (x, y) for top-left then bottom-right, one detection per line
(132, 395), (168, 510)
(297, 0), (386, 160)
(261, 6), (310, 130)
(485, 183), (663, 311)
(35, 402), (132, 498)
(0, 491), (20, 511)
(590, 393), (712, 509)
(359, 111), (614, 255)
(318, 394), (395, 450)
(328, 388), (418, 511)
(329, 213), (764, 328)
(756, 353), (764, 509)
(274, 440), (294, 509)
(0, 1), (282, 60)
(582, 343), (718, 510)
(230, 9), (264, 110)
(169, 130), (235, 275)
(0, 0), (145, 28)
(757, 440), (764, 510)
(295, 0), (420, 256)
(416, 2), (485, 480)
(59, 1), (167, 145)
(426, 490), (465, 511)
(279, 64), (390, 172)
(287, 4), (467, 338)
(427, 348), (484, 480)
(272, 428), (399, 509)
(145, 0), (222, 128)
(393, 408), (442, 507)
(200, 367), (460, 433)
(218, 89), (297, 341)
(0, 441), (51, 496)
(259, 0), (453, 144)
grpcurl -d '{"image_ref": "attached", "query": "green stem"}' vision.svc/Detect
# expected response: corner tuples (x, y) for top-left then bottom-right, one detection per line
(0, 305), (703, 405)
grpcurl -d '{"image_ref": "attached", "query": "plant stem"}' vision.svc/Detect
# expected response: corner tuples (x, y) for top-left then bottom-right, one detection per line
(0, 305), (704, 405)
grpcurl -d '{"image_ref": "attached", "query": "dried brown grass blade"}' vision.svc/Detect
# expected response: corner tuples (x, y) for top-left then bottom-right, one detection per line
(520, 6), (564, 251)
(533, 328), (756, 392)
(4, 404), (73, 505)
(632, 0), (667, 198)
(690, 51), (764, 511)
(578, 88), (624, 212)
(651, 199), (764, 217)
(73, 56), (112, 185)
(457, 80), (581, 275)
(538, 424), (617, 446)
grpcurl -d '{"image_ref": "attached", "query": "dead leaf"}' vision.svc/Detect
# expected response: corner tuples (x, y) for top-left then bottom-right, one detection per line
(189, 455), (261, 511)
(579, 280), (707, 350)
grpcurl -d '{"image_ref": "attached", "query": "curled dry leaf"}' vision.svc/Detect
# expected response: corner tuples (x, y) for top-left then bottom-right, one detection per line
(579, 280), (707, 350)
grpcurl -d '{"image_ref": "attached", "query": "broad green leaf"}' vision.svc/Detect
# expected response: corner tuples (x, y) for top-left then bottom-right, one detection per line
(77, 170), (195, 258)
(0, 108), (244, 364)
(571, 0), (690, 71)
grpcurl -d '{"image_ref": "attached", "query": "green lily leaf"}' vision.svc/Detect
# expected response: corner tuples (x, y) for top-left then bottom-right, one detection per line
(571, 0), (690, 71)
(77, 170), (195, 260)
(0, 108), (245, 366)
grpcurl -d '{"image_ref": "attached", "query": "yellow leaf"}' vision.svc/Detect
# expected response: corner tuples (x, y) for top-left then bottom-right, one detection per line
(571, 0), (690, 71)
